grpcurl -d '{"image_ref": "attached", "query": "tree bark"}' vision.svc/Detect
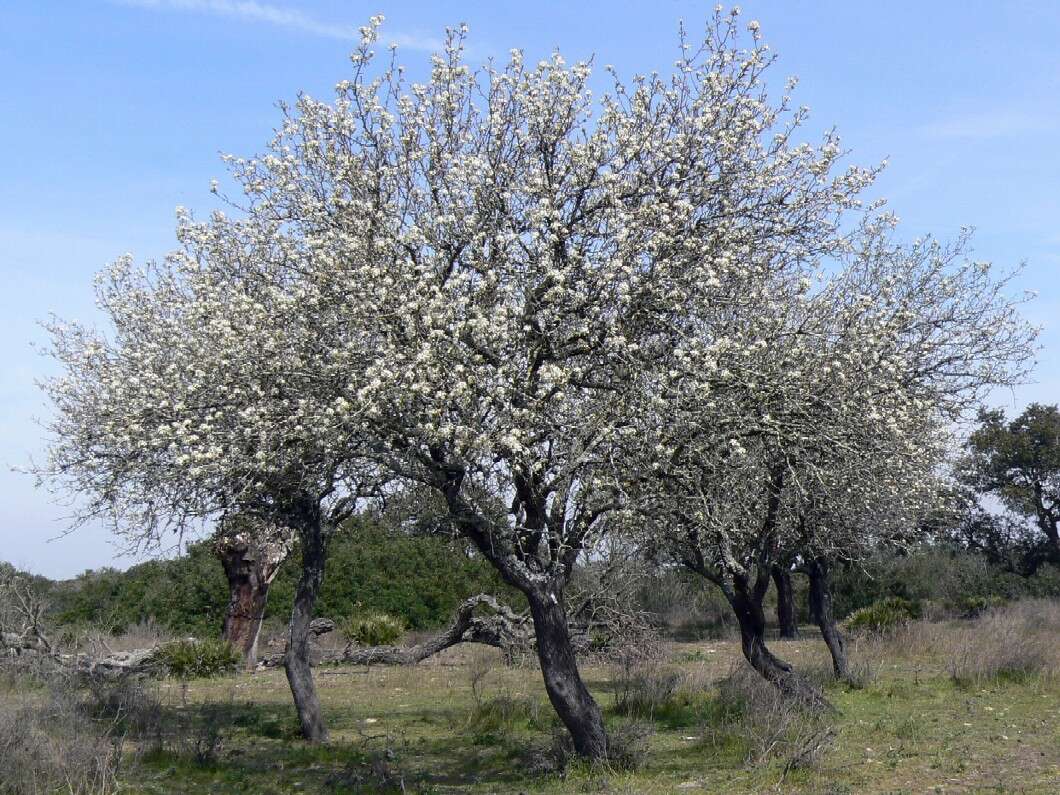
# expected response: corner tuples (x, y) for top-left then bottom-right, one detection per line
(727, 579), (831, 710)
(806, 558), (849, 681)
(216, 517), (294, 670)
(430, 455), (608, 759)
(284, 509), (329, 743)
(772, 565), (799, 640)
(525, 586), (609, 761)
(219, 553), (271, 670)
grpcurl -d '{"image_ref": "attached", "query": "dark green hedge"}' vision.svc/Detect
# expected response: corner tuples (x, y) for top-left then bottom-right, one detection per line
(48, 516), (509, 636)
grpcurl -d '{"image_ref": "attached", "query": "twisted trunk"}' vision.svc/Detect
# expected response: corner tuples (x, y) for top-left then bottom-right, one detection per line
(432, 455), (608, 760)
(727, 578), (831, 710)
(772, 565), (799, 640)
(525, 586), (608, 760)
(285, 507), (329, 743)
(806, 558), (848, 681)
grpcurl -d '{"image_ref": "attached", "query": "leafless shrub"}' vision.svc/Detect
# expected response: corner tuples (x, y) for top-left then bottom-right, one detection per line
(842, 636), (885, 689)
(945, 599), (1058, 687)
(329, 744), (410, 793)
(606, 719), (655, 771)
(611, 661), (682, 720)
(81, 675), (166, 754)
(466, 647), (495, 705)
(709, 663), (837, 771)
(608, 635), (685, 718)
(0, 676), (121, 795)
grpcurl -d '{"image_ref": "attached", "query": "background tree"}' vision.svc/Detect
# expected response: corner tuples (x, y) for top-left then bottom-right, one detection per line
(964, 404), (1060, 565)
(771, 563), (799, 640)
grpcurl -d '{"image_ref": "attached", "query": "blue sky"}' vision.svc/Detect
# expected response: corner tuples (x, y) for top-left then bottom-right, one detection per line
(2, 0), (1058, 578)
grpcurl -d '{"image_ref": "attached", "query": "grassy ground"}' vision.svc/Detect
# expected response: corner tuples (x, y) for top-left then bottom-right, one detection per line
(115, 621), (1060, 795)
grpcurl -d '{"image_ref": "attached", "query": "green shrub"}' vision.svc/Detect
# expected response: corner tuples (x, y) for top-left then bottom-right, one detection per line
(845, 597), (922, 635)
(956, 594), (1005, 618)
(342, 611), (404, 647)
(466, 694), (543, 745)
(149, 638), (241, 679)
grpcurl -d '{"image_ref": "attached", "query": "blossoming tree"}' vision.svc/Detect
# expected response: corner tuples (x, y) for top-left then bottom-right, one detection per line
(37, 6), (1034, 757)
(622, 220), (1034, 697)
(194, 8), (897, 755)
(39, 210), (383, 742)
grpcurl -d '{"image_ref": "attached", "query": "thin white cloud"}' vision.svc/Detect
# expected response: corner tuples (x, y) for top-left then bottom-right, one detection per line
(919, 109), (1058, 141)
(113, 0), (444, 51)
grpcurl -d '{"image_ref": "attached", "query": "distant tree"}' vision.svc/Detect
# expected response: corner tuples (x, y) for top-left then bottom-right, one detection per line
(965, 404), (1060, 564)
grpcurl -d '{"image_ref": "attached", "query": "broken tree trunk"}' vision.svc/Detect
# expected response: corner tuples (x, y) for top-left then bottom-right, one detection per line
(215, 515), (295, 670)
(258, 594), (531, 669)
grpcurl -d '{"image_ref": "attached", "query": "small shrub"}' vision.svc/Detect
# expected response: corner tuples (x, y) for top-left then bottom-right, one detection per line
(0, 679), (121, 795)
(612, 665), (682, 719)
(82, 676), (165, 749)
(956, 594), (1005, 619)
(705, 663), (836, 770)
(606, 719), (655, 771)
(845, 597), (922, 635)
(149, 638), (241, 679)
(466, 693), (542, 744)
(946, 600), (1057, 687)
(342, 611), (405, 648)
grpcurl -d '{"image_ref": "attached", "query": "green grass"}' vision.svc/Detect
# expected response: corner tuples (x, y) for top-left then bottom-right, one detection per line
(108, 634), (1060, 794)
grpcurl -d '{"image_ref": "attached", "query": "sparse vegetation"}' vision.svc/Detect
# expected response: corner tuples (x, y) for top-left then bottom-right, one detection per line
(845, 596), (923, 635)
(149, 637), (243, 680)
(342, 611), (405, 648)
(2, 588), (1059, 792)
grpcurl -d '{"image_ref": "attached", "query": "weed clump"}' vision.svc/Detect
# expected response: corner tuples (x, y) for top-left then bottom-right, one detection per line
(703, 663), (837, 771)
(342, 611), (405, 647)
(946, 599), (1058, 687)
(845, 597), (922, 635)
(149, 638), (241, 679)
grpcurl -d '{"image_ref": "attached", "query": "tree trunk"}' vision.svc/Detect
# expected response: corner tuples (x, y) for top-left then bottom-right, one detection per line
(806, 558), (848, 681)
(728, 580), (831, 710)
(525, 586), (609, 761)
(215, 516), (295, 670)
(219, 550), (271, 670)
(285, 516), (329, 743)
(772, 566), (799, 640)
